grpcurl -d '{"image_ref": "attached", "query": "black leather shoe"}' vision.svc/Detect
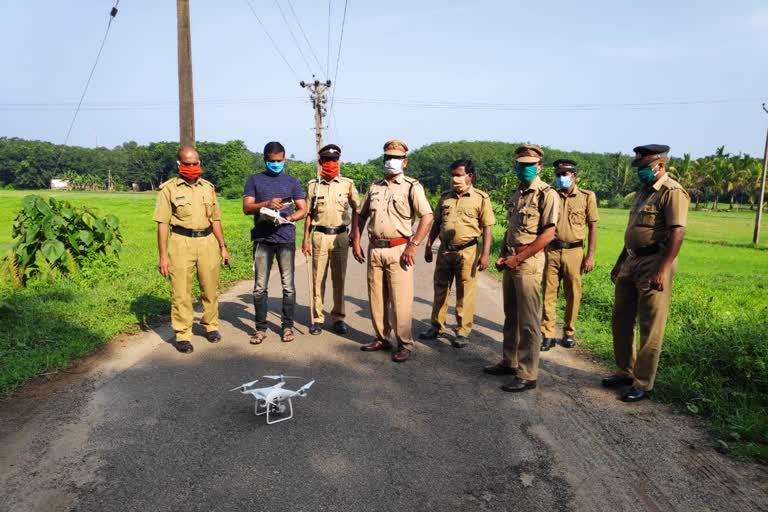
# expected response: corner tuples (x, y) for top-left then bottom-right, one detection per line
(620, 386), (648, 402)
(205, 330), (221, 343)
(500, 377), (537, 392)
(451, 335), (468, 348)
(483, 363), (518, 376)
(418, 327), (443, 340)
(392, 349), (411, 363)
(560, 335), (576, 348)
(309, 323), (322, 335)
(540, 337), (556, 351)
(601, 375), (634, 388)
(333, 321), (348, 335)
(174, 340), (194, 353)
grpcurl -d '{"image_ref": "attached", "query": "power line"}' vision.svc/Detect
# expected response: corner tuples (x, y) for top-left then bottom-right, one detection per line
(4, 96), (764, 112)
(327, 0), (349, 123)
(243, 0), (301, 81)
(326, 0), (332, 78)
(286, 0), (324, 74)
(60, 2), (120, 150)
(273, 0), (316, 75)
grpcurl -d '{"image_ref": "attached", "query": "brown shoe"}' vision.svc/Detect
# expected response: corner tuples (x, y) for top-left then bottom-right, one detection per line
(392, 349), (411, 363)
(249, 331), (267, 345)
(360, 339), (392, 352)
(281, 328), (295, 343)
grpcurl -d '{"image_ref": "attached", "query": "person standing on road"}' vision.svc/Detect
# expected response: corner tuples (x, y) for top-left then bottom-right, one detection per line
(540, 159), (599, 351)
(351, 139), (434, 363)
(302, 144), (360, 336)
(602, 144), (689, 402)
(243, 141), (307, 345)
(153, 145), (230, 354)
(419, 159), (495, 348)
(484, 144), (558, 392)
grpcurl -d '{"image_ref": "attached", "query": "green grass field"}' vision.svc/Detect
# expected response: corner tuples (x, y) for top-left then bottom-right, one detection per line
(1, 190), (767, 461)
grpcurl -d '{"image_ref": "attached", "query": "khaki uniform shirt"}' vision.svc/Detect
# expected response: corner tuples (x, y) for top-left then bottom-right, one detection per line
(153, 177), (221, 230)
(358, 174), (432, 239)
(431, 186), (496, 246)
(624, 173), (689, 251)
(307, 176), (360, 227)
(504, 176), (559, 247)
(555, 185), (599, 242)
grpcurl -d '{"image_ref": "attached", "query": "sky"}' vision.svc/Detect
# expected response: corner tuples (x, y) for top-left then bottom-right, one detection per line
(2, 0), (768, 163)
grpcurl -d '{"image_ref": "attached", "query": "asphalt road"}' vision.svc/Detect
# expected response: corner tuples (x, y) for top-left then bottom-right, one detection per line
(1, 246), (766, 512)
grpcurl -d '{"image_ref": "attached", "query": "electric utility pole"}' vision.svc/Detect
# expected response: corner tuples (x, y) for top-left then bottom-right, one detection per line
(300, 79), (332, 173)
(177, 0), (195, 147)
(754, 103), (768, 245)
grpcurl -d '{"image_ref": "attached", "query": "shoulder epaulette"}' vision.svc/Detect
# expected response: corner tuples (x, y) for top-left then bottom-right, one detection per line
(661, 177), (683, 190)
(159, 178), (176, 190)
(578, 188), (594, 195)
(475, 188), (490, 199)
(199, 178), (214, 187)
(339, 176), (354, 183)
(403, 176), (419, 184)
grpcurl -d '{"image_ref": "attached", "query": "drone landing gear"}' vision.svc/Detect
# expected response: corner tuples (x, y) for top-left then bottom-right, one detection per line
(255, 399), (294, 424)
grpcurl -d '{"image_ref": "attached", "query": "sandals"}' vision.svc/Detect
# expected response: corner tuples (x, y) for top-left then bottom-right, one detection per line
(249, 328), (295, 344)
(249, 331), (267, 345)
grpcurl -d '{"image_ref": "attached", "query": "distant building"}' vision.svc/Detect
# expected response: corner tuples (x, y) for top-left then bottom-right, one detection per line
(50, 178), (70, 190)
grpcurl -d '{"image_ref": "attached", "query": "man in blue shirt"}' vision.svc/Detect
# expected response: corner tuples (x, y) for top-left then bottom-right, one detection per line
(243, 141), (308, 344)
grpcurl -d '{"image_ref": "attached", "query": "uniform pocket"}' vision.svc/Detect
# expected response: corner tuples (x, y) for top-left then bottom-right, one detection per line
(459, 206), (478, 221)
(204, 199), (214, 219)
(518, 206), (539, 234)
(637, 205), (658, 227)
(392, 195), (412, 218)
(173, 198), (193, 219)
(569, 210), (586, 225)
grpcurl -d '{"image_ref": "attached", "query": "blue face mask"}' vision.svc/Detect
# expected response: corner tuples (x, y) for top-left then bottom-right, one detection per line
(265, 161), (285, 175)
(516, 164), (538, 184)
(555, 175), (572, 190)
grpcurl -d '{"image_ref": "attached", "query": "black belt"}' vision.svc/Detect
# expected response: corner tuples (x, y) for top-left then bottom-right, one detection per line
(628, 244), (661, 257)
(172, 225), (213, 238)
(443, 238), (478, 252)
(314, 225), (347, 235)
(549, 239), (583, 250)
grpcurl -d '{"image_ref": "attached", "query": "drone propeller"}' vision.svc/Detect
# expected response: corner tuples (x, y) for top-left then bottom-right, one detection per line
(262, 374), (301, 381)
(229, 379), (259, 392)
(297, 380), (315, 396)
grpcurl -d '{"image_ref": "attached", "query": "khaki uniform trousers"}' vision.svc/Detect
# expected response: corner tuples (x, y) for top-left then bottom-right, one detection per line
(502, 252), (545, 381)
(367, 244), (414, 350)
(541, 247), (583, 338)
(430, 244), (480, 337)
(168, 232), (220, 341)
(311, 230), (349, 323)
(611, 253), (676, 391)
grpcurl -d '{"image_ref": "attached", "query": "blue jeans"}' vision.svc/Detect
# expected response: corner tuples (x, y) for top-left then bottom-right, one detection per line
(253, 242), (296, 331)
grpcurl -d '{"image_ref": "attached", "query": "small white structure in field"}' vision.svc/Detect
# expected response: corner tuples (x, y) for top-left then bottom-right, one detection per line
(230, 375), (314, 425)
(50, 178), (70, 190)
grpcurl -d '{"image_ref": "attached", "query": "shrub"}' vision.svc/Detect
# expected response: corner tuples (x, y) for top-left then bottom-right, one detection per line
(9, 195), (123, 283)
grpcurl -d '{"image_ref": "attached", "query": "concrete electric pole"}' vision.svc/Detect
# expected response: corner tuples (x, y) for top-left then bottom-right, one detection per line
(300, 79), (332, 174)
(754, 103), (768, 245)
(177, 0), (195, 147)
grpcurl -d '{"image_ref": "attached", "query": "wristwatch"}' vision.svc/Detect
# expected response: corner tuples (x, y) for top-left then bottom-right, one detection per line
(408, 239), (421, 247)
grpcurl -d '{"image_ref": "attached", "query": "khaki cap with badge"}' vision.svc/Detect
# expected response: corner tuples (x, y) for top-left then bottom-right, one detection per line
(631, 144), (670, 168)
(515, 144), (544, 163)
(383, 139), (409, 156)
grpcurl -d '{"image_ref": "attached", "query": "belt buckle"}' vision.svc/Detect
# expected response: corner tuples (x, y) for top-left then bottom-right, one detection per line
(374, 239), (388, 248)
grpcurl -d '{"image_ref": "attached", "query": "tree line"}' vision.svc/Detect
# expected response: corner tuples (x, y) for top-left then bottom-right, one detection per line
(0, 137), (764, 210)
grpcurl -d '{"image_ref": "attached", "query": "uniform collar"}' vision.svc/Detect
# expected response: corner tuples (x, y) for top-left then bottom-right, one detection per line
(451, 185), (474, 198)
(384, 173), (405, 185)
(175, 176), (202, 187)
(320, 175), (341, 184)
(651, 172), (670, 191)
(559, 183), (579, 197)
(520, 176), (544, 193)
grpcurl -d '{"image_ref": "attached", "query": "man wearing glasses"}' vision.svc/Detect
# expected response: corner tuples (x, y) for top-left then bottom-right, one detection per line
(153, 145), (230, 354)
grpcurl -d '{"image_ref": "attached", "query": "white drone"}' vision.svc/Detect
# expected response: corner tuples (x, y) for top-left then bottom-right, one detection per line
(229, 375), (315, 425)
(259, 199), (295, 226)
